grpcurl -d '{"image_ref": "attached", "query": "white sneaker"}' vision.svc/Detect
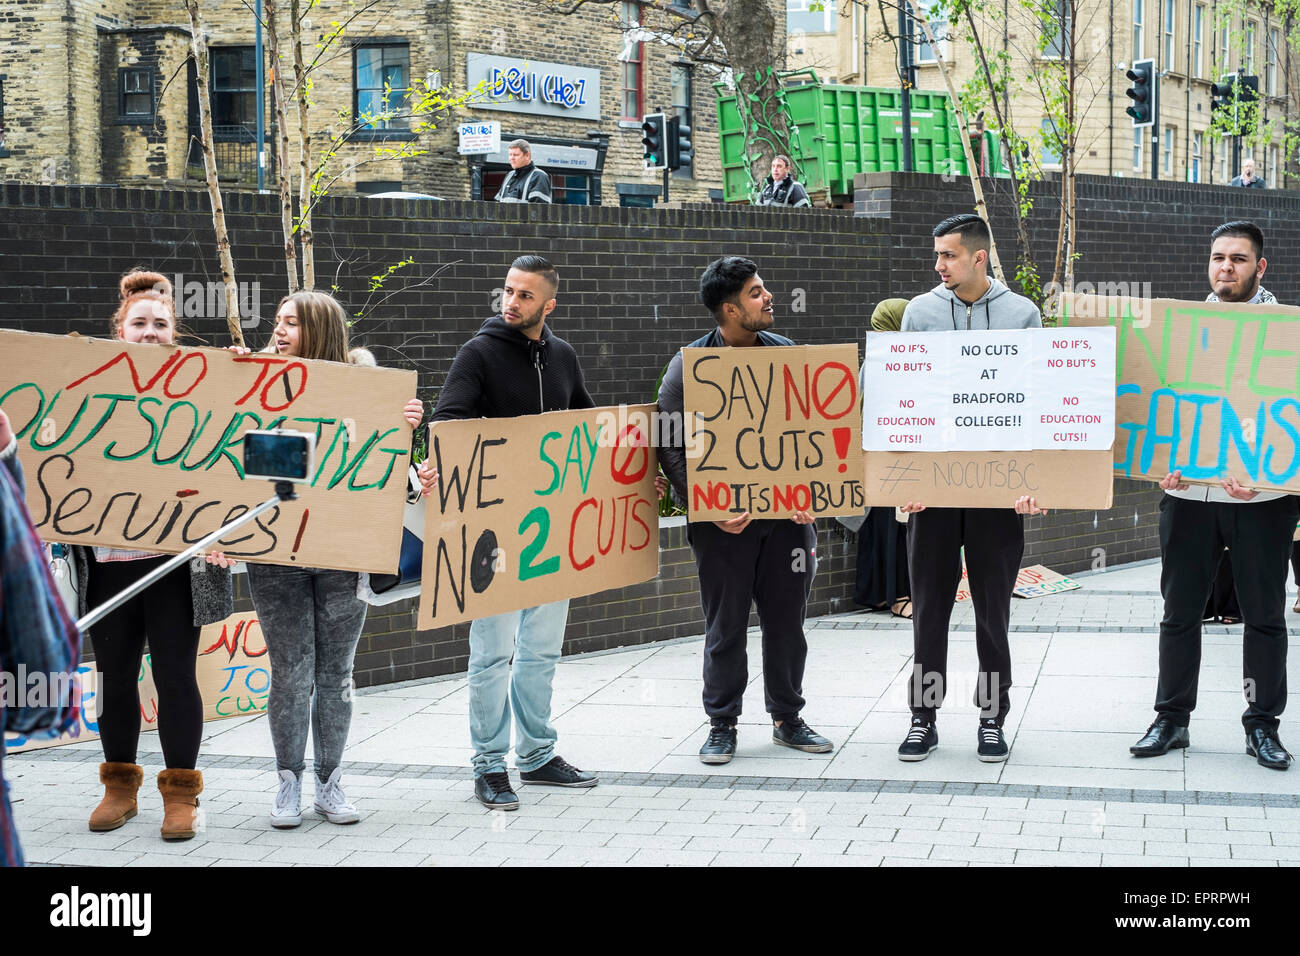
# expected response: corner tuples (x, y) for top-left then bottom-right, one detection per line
(270, 769), (303, 828)
(314, 768), (360, 824)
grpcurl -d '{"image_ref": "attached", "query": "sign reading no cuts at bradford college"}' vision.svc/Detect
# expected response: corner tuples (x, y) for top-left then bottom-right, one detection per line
(860, 327), (1117, 508)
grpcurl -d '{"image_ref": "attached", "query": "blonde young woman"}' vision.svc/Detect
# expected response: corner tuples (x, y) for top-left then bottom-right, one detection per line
(82, 270), (233, 841)
(247, 290), (431, 827)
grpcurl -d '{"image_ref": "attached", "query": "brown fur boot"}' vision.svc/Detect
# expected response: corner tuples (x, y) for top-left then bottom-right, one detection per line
(88, 762), (143, 832)
(157, 769), (203, 841)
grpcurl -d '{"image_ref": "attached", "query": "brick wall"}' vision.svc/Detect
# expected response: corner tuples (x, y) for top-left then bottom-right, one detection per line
(3, 181), (1165, 686)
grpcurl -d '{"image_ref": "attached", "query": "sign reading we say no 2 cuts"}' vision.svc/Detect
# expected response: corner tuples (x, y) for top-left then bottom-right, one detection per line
(683, 345), (864, 521)
(862, 328), (1116, 507)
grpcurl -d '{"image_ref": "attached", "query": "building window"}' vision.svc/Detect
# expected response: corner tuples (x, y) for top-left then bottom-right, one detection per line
(211, 47), (258, 131)
(1134, 128), (1143, 171)
(1219, 22), (1230, 72)
(1193, 5), (1204, 77)
(354, 43), (410, 131)
(915, 1), (948, 64)
(1191, 132), (1202, 182)
(118, 67), (154, 122)
(1269, 145), (1278, 187)
(1219, 137), (1228, 181)
(1162, 127), (1174, 175)
(1041, 117), (1061, 167)
(1133, 0), (1144, 60)
(1245, 21), (1256, 74)
(671, 63), (693, 180)
(788, 0), (837, 33)
(1267, 27), (1279, 95)
(1041, 0), (1071, 59)
(620, 2), (645, 121)
(1163, 0), (1175, 68)
(0, 75), (7, 156)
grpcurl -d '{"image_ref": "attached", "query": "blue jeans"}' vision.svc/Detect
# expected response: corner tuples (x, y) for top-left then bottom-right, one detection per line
(468, 599), (569, 776)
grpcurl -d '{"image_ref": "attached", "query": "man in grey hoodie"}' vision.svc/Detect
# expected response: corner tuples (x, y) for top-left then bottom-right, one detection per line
(895, 213), (1044, 764)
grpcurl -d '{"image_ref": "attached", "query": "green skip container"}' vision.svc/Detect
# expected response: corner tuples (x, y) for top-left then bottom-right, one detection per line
(716, 70), (1008, 203)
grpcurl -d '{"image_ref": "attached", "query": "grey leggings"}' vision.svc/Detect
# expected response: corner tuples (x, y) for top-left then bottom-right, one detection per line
(246, 563), (367, 779)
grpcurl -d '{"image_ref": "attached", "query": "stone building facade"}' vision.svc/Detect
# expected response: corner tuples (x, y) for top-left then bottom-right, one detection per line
(2, 0), (786, 204)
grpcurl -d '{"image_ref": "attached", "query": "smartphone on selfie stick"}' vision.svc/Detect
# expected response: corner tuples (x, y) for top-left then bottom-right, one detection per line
(75, 429), (316, 633)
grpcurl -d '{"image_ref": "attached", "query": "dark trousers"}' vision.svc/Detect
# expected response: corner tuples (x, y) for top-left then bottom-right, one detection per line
(87, 557), (202, 769)
(687, 519), (816, 722)
(906, 508), (1023, 726)
(1156, 494), (1297, 731)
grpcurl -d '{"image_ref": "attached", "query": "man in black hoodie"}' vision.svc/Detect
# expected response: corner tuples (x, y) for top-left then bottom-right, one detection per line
(431, 255), (596, 810)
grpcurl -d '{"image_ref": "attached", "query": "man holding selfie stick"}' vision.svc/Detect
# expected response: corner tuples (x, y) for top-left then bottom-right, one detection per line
(430, 255), (597, 811)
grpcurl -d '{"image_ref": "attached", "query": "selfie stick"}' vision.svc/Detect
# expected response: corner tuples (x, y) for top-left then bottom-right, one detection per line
(76, 481), (299, 634)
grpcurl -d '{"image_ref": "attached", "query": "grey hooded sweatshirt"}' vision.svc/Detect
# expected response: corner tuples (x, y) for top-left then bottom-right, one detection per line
(901, 277), (1042, 332)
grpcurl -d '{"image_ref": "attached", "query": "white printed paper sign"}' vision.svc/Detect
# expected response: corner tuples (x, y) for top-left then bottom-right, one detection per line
(863, 327), (1116, 452)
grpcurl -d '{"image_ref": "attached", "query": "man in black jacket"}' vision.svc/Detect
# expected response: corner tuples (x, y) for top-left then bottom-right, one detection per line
(495, 140), (554, 204)
(657, 256), (832, 764)
(432, 255), (596, 810)
(755, 155), (811, 208)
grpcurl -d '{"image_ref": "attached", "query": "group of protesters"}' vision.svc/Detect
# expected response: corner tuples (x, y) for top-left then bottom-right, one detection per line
(1, 211), (1293, 867)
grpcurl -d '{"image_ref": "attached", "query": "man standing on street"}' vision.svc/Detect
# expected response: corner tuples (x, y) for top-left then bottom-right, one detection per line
(657, 256), (833, 764)
(1130, 221), (1295, 770)
(895, 213), (1044, 764)
(1230, 158), (1266, 188)
(495, 139), (554, 204)
(431, 255), (597, 809)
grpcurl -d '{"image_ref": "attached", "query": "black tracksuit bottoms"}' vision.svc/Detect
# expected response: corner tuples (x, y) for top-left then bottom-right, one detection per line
(907, 508), (1023, 726)
(687, 519), (817, 722)
(1156, 494), (1297, 732)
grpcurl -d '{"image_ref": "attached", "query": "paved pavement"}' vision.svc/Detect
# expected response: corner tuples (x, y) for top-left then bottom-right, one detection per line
(8, 558), (1300, 867)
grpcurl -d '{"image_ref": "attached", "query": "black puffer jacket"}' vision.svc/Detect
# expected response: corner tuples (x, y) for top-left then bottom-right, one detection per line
(431, 316), (594, 421)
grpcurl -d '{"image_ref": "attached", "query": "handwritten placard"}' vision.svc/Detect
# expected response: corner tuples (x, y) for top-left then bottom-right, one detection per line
(682, 345), (865, 520)
(863, 329), (1116, 451)
(5, 610), (270, 753)
(0, 330), (415, 573)
(417, 405), (660, 630)
(1061, 295), (1300, 491)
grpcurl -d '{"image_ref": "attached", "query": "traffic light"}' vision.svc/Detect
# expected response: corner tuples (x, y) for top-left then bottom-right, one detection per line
(1238, 74), (1260, 135)
(667, 114), (694, 171)
(641, 113), (666, 170)
(1210, 74), (1261, 135)
(1210, 76), (1235, 124)
(1125, 57), (1157, 128)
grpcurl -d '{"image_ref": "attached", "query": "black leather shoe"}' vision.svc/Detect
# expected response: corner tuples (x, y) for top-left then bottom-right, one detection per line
(519, 755), (597, 787)
(1130, 717), (1190, 757)
(474, 771), (520, 810)
(1246, 728), (1294, 770)
(700, 721), (737, 764)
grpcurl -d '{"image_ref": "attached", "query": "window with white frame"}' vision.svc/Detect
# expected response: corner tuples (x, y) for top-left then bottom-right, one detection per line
(915, 1), (948, 64)
(1191, 132), (1202, 182)
(1041, 0), (1071, 59)
(1134, 128), (1143, 171)
(1041, 117), (1061, 167)
(1193, 5), (1205, 77)
(1133, 0), (1144, 60)
(1245, 21), (1256, 74)
(1163, 0), (1176, 68)
(787, 0), (837, 33)
(1220, 21), (1230, 72)
(1267, 28), (1278, 95)
(1269, 145), (1279, 187)
(1163, 127), (1174, 175)
(1219, 137), (1229, 181)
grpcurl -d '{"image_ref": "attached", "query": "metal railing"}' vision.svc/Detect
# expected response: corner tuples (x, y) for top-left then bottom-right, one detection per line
(186, 125), (269, 185)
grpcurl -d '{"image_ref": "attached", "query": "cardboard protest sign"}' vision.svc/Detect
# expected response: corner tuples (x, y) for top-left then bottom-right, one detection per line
(0, 330), (415, 573)
(682, 345), (864, 520)
(418, 405), (660, 630)
(4, 610), (270, 753)
(1061, 295), (1300, 491)
(1012, 565), (1081, 599)
(861, 328), (1116, 508)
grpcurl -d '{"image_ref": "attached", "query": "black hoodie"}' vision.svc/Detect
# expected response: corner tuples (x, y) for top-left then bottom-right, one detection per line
(431, 315), (594, 422)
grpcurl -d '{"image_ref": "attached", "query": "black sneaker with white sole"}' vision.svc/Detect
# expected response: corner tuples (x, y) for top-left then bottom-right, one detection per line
(977, 718), (1009, 762)
(699, 721), (738, 764)
(772, 717), (833, 753)
(897, 717), (938, 761)
(519, 755), (598, 787)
